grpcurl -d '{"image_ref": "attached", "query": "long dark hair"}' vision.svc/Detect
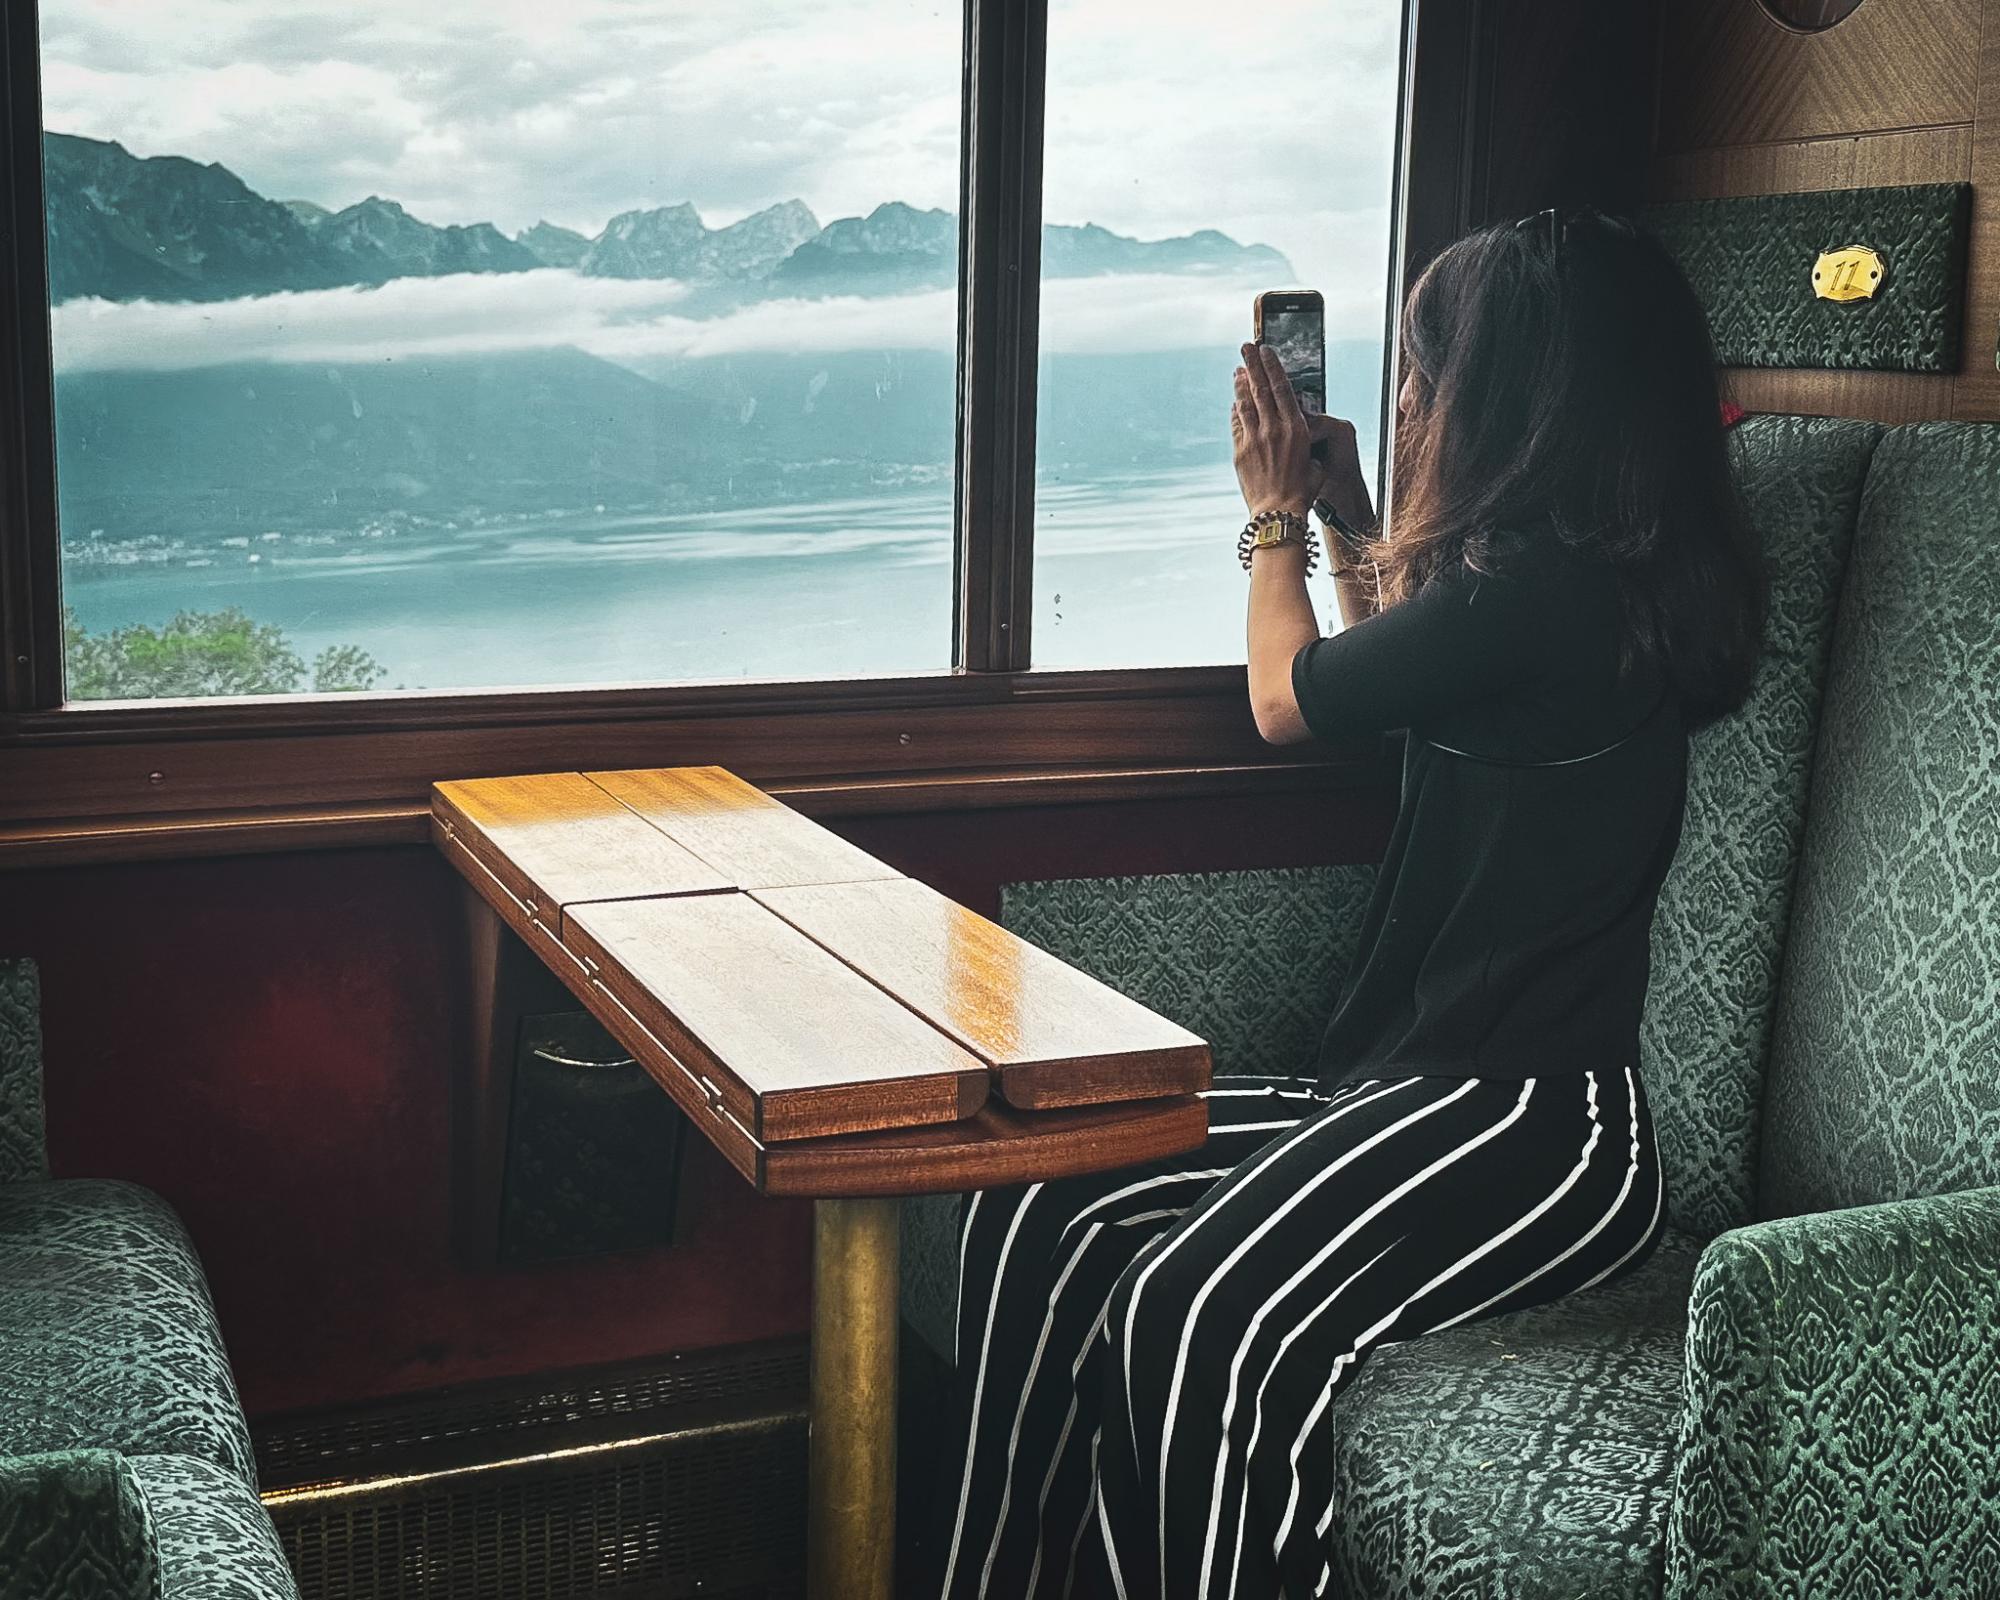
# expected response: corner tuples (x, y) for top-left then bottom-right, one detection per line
(1350, 209), (1766, 731)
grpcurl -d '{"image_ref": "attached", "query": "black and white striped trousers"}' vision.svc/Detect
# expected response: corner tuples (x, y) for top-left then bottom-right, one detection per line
(933, 1066), (1664, 1600)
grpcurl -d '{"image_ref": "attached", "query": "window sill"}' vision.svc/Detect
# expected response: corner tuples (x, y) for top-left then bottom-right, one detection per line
(0, 665), (1397, 868)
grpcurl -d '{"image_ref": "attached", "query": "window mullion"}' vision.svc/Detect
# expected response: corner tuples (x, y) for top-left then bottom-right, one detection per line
(0, 0), (61, 715)
(954, 0), (1047, 675)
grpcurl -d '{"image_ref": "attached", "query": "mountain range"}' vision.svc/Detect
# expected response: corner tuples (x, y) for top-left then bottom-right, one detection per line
(43, 130), (1379, 563)
(43, 131), (1292, 306)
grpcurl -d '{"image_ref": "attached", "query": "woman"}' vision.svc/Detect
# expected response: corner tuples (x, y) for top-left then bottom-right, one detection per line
(934, 209), (1766, 1600)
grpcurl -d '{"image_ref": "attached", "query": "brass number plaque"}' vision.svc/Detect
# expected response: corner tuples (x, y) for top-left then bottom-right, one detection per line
(1812, 245), (1886, 303)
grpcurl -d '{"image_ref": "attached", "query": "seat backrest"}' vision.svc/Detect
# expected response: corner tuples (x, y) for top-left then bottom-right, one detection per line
(999, 865), (1381, 1079)
(1639, 415), (1882, 1240)
(1758, 421), (2000, 1217)
(0, 957), (48, 1184)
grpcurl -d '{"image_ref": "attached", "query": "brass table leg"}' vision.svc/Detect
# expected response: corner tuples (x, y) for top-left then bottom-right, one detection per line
(808, 1196), (900, 1599)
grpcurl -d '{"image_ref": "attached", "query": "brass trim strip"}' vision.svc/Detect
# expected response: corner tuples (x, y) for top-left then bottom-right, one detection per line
(261, 1407), (804, 1506)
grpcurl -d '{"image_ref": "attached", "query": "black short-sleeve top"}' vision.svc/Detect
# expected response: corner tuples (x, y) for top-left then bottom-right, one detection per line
(1290, 534), (1689, 1087)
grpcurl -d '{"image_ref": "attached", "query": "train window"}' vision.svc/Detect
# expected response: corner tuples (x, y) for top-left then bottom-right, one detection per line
(38, 0), (962, 699)
(1030, 0), (1401, 669)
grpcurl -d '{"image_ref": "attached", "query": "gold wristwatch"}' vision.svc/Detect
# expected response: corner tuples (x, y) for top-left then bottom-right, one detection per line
(1238, 508), (1319, 573)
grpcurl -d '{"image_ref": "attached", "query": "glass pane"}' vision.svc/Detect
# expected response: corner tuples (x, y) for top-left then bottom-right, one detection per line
(41, 1), (960, 699)
(1033, 0), (1401, 669)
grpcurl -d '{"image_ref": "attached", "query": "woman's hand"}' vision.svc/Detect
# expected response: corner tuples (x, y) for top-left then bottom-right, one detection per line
(1232, 342), (1315, 516)
(1306, 412), (1376, 533)
(1233, 344), (1375, 531)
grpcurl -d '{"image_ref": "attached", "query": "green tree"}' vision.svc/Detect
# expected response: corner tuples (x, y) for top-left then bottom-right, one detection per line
(63, 607), (387, 700)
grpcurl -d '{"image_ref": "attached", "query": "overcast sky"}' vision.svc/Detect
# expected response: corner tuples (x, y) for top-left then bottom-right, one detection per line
(42, 0), (1401, 364)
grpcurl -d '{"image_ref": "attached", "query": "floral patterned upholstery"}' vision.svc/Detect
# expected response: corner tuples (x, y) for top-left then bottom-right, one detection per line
(132, 1453), (299, 1600)
(1667, 1187), (2000, 1596)
(0, 1450), (156, 1600)
(1757, 422), (2000, 1218)
(1640, 415), (1882, 1240)
(998, 866), (1383, 1081)
(0, 1178), (257, 1483)
(0, 959), (48, 1186)
(1328, 1230), (1703, 1600)
(1649, 420), (2000, 1594)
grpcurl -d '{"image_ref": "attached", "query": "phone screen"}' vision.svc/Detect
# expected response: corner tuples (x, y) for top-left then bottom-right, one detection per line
(1260, 304), (1325, 414)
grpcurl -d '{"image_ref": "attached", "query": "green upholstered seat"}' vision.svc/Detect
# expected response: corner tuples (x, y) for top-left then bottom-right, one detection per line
(0, 1450), (156, 1600)
(0, 958), (296, 1595)
(998, 866), (1384, 1082)
(1666, 1188), (2000, 1596)
(1756, 421), (2000, 1219)
(1639, 415), (1882, 1239)
(133, 1453), (299, 1600)
(1652, 422), (2000, 1597)
(0, 959), (48, 1186)
(0, 1178), (257, 1485)
(1328, 1230), (1702, 1600)
(895, 415), (1967, 1598)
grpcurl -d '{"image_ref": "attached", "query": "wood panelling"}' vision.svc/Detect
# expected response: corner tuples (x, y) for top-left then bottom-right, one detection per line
(4, 744), (1394, 1419)
(0, 755), (1399, 872)
(3, 845), (816, 1418)
(0, 669), (1360, 835)
(1650, 125), (1973, 199)
(1958, 1), (2000, 417)
(1658, 0), (1980, 152)
(1477, 0), (1662, 219)
(1718, 365), (1957, 424)
(1651, 0), (2000, 423)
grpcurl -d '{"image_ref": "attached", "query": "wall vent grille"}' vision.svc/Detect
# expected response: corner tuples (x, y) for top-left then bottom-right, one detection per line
(255, 1343), (807, 1600)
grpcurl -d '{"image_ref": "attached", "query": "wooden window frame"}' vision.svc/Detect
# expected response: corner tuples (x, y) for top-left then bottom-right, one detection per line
(0, 0), (1490, 863)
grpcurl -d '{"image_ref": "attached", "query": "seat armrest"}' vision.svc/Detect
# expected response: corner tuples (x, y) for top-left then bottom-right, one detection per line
(1665, 1185), (2000, 1598)
(0, 1448), (157, 1600)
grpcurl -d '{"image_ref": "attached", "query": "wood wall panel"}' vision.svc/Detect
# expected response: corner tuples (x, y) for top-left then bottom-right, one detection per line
(1957, 2), (2000, 417)
(1717, 366), (1956, 424)
(1650, 0), (2000, 423)
(1658, 0), (1979, 152)
(1650, 125), (1973, 199)
(1653, 127), (1971, 420)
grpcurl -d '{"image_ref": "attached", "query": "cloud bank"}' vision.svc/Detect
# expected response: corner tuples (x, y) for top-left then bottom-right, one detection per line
(51, 266), (1389, 375)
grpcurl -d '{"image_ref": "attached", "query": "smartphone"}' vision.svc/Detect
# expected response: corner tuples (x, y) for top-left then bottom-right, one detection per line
(1253, 289), (1326, 415)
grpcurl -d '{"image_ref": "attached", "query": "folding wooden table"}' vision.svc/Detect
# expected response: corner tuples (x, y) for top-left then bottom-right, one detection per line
(433, 766), (1211, 1598)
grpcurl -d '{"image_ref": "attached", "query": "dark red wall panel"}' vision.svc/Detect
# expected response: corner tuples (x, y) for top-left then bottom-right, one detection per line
(2, 846), (812, 1418)
(0, 781), (1392, 1420)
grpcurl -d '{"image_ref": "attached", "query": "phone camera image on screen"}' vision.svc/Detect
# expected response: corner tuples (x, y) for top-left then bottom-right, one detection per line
(1261, 306), (1325, 415)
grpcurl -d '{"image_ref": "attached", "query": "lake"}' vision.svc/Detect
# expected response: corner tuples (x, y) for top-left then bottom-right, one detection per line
(61, 461), (1353, 693)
